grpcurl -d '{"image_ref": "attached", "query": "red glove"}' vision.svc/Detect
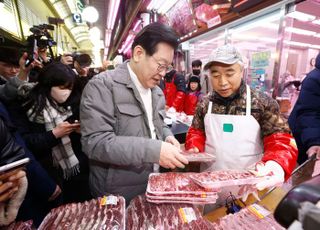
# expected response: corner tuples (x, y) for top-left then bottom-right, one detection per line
(172, 91), (185, 112)
(261, 133), (298, 180)
(185, 127), (206, 152)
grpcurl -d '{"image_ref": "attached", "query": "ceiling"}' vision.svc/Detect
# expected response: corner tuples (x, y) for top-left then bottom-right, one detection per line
(40, 0), (320, 64)
(89, 0), (144, 59)
(188, 0), (320, 64)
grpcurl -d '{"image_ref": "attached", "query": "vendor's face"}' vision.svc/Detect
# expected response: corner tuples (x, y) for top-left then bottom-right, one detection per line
(132, 42), (174, 89)
(209, 62), (243, 98)
(0, 61), (20, 79)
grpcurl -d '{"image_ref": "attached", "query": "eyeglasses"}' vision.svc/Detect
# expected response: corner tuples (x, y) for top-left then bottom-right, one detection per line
(150, 56), (173, 73)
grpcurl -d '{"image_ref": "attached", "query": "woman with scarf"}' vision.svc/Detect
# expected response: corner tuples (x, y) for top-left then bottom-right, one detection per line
(7, 62), (91, 204)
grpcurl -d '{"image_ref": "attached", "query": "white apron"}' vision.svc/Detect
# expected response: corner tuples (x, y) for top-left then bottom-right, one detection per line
(201, 85), (264, 213)
(202, 85), (263, 171)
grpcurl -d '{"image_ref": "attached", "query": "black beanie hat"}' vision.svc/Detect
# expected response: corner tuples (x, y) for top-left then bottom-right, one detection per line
(188, 75), (201, 91)
(189, 75), (200, 84)
(0, 47), (20, 67)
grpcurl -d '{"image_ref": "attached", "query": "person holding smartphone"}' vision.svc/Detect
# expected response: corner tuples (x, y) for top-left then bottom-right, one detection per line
(7, 62), (91, 204)
(0, 100), (61, 227)
(0, 118), (28, 226)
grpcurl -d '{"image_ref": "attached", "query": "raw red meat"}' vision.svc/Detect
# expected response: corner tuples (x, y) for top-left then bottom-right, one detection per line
(126, 195), (216, 230)
(4, 220), (33, 230)
(146, 191), (217, 199)
(213, 204), (285, 230)
(189, 170), (268, 189)
(180, 151), (215, 162)
(38, 195), (125, 230)
(147, 172), (218, 195)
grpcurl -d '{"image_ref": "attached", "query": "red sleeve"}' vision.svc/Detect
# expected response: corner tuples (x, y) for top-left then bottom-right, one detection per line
(172, 91), (185, 112)
(185, 126), (206, 152)
(261, 133), (298, 180)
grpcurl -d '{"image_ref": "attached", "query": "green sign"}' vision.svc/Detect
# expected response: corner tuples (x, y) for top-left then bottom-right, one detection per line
(223, 123), (233, 132)
(76, 0), (84, 12)
(251, 51), (271, 68)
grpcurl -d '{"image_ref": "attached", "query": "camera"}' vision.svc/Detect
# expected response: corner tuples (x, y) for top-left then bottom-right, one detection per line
(25, 24), (56, 67)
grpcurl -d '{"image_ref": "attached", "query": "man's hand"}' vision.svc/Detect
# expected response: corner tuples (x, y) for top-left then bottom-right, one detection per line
(7, 170), (26, 181)
(0, 181), (16, 202)
(18, 52), (43, 81)
(60, 53), (73, 66)
(307, 146), (320, 159)
(165, 136), (180, 149)
(0, 169), (26, 202)
(254, 161), (285, 191)
(38, 47), (49, 63)
(78, 67), (90, 77)
(159, 142), (188, 169)
(187, 147), (199, 153)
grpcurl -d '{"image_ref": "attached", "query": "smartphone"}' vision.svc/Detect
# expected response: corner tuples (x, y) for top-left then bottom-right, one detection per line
(0, 158), (30, 175)
(25, 39), (38, 67)
(68, 118), (79, 124)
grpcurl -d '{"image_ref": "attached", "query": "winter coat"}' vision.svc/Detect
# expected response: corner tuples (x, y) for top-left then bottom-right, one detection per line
(160, 70), (186, 112)
(80, 62), (173, 203)
(185, 81), (298, 179)
(288, 53), (320, 163)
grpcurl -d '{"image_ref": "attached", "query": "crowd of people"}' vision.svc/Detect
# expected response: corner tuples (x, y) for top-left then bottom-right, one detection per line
(0, 22), (319, 227)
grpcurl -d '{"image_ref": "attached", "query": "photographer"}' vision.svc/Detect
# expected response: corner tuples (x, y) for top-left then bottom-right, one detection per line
(59, 52), (74, 67)
(26, 24), (56, 82)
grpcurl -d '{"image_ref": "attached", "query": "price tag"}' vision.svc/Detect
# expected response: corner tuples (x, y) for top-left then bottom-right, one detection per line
(100, 195), (118, 206)
(201, 193), (207, 198)
(247, 204), (271, 219)
(178, 207), (197, 223)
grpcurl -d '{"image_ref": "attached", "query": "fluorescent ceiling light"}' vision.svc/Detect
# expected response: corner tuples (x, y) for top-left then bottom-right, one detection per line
(286, 11), (316, 22)
(123, 41), (133, 54)
(119, 34), (134, 53)
(132, 20), (141, 32)
(285, 27), (316, 36)
(107, 0), (120, 29)
(105, 0), (120, 55)
(312, 19), (320, 25)
(105, 30), (112, 47)
(82, 6), (99, 23)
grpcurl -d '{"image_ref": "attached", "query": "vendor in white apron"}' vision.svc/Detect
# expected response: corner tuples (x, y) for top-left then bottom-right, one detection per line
(185, 44), (298, 204)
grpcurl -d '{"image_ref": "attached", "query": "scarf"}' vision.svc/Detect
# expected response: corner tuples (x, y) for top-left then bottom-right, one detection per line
(27, 99), (80, 179)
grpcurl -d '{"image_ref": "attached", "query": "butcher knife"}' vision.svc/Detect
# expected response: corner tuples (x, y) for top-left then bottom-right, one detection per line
(255, 154), (317, 203)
